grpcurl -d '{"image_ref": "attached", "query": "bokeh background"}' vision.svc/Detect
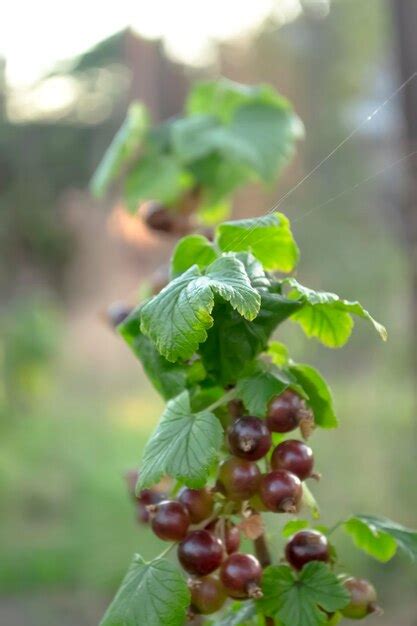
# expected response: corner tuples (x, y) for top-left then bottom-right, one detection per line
(1, 0), (417, 624)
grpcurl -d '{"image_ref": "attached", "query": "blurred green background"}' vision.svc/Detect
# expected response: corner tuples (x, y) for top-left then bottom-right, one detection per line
(1, 1), (417, 624)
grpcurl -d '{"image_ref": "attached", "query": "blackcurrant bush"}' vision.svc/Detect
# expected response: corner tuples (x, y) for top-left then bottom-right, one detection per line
(267, 389), (308, 433)
(271, 439), (314, 481)
(259, 470), (302, 513)
(285, 530), (330, 570)
(189, 576), (227, 614)
(178, 530), (223, 576)
(342, 578), (380, 620)
(228, 416), (272, 461)
(216, 457), (261, 501)
(206, 519), (241, 554)
(220, 553), (263, 599)
(178, 487), (214, 524)
(150, 500), (190, 541)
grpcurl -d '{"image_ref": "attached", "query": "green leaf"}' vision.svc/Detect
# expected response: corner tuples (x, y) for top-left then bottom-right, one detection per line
(214, 601), (258, 626)
(343, 517), (397, 563)
(124, 154), (193, 212)
(140, 256), (261, 362)
(100, 554), (189, 626)
(91, 102), (149, 198)
(199, 293), (302, 385)
(222, 103), (301, 181)
(281, 519), (310, 538)
(268, 341), (290, 367)
(171, 235), (217, 276)
(259, 563), (350, 626)
(285, 279), (387, 348)
(236, 366), (291, 417)
(348, 515), (417, 561)
(190, 153), (248, 206)
(170, 114), (222, 162)
(235, 253), (271, 290)
(119, 310), (194, 400)
(217, 212), (299, 272)
(288, 363), (338, 428)
(186, 78), (296, 124)
(137, 391), (223, 490)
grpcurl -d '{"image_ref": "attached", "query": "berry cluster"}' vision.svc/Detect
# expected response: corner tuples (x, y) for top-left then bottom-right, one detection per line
(125, 389), (379, 620)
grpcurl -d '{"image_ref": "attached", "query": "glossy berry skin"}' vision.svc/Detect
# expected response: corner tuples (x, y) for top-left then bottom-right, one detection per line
(189, 576), (227, 614)
(206, 519), (241, 554)
(216, 457), (261, 501)
(271, 440), (314, 481)
(267, 389), (306, 433)
(151, 500), (190, 541)
(342, 578), (379, 620)
(220, 553), (262, 599)
(259, 470), (302, 513)
(178, 487), (214, 524)
(285, 530), (330, 570)
(178, 530), (223, 576)
(228, 416), (272, 461)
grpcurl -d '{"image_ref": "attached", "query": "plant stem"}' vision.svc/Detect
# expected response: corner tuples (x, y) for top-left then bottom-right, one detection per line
(254, 532), (275, 626)
(205, 388), (237, 413)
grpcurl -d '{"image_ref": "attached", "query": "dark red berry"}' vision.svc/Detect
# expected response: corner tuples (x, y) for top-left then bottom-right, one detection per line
(216, 457), (261, 501)
(206, 519), (241, 554)
(228, 416), (272, 461)
(342, 578), (380, 620)
(189, 576), (227, 614)
(178, 530), (223, 576)
(135, 491), (164, 524)
(267, 389), (307, 433)
(150, 500), (190, 541)
(220, 553), (263, 599)
(178, 488), (214, 524)
(285, 530), (330, 570)
(271, 440), (314, 481)
(144, 201), (191, 235)
(144, 202), (175, 232)
(259, 470), (302, 513)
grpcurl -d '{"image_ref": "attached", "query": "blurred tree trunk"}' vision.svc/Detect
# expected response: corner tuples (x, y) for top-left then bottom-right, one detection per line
(390, 0), (417, 377)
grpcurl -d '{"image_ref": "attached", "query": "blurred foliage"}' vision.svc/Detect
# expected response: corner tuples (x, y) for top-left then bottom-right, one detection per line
(0, 296), (60, 420)
(92, 79), (303, 222)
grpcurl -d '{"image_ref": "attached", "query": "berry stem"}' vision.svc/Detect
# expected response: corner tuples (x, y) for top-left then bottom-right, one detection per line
(205, 389), (237, 413)
(253, 531), (275, 626)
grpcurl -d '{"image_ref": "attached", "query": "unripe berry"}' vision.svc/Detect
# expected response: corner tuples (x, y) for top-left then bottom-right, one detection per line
(285, 530), (330, 570)
(259, 470), (302, 513)
(267, 389), (308, 433)
(178, 530), (223, 576)
(342, 578), (380, 620)
(220, 553), (263, 599)
(228, 416), (272, 461)
(271, 439), (314, 481)
(150, 500), (190, 541)
(216, 457), (261, 501)
(189, 576), (227, 614)
(178, 487), (214, 524)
